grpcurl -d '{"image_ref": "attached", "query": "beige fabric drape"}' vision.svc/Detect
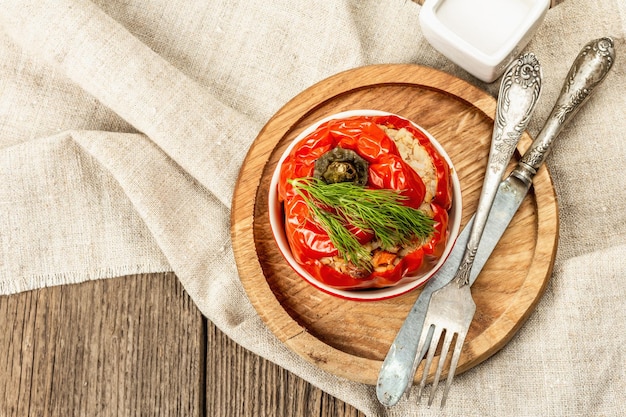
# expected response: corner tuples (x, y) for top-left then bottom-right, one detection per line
(1, 0), (624, 415)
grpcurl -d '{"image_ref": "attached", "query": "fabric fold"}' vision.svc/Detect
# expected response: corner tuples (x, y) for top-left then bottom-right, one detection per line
(0, 0), (256, 209)
(0, 132), (171, 293)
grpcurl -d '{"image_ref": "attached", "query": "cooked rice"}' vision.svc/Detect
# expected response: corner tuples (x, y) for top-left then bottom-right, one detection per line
(381, 126), (437, 215)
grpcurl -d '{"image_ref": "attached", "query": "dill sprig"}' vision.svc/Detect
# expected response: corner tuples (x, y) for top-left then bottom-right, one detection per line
(289, 177), (434, 270)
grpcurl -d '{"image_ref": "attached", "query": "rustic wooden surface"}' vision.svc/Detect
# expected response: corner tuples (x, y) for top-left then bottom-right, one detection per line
(231, 64), (558, 385)
(0, 272), (365, 416)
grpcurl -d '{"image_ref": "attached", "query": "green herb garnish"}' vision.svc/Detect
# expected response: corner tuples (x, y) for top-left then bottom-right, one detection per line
(289, 177), (434, 270)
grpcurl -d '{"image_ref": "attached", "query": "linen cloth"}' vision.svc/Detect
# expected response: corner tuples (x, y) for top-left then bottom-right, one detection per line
(0, 0), (625, 415)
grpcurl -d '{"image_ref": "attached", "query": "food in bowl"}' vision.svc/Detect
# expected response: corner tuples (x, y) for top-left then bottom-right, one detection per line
(274, 111), (458, 293)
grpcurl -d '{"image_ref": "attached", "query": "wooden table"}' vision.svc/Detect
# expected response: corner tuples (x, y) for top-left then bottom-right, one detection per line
(0, 272), (365, 416)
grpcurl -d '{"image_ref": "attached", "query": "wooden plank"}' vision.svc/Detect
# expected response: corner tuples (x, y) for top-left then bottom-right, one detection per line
(0, 273), (204, 416)
(0, 271), (365, 416)
(205, 322), (366, 417)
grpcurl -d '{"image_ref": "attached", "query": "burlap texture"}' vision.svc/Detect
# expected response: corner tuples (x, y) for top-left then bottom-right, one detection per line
(0, 0), (624, 415)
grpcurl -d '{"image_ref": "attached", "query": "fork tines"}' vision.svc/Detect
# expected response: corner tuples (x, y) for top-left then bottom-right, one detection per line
(413, 282), (476, 408)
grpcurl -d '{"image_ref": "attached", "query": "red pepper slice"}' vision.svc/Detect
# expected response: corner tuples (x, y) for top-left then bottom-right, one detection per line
(278, 115), (452, 290)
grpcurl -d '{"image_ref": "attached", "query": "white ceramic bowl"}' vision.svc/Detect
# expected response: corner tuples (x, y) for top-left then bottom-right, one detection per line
(268, 110), (462, 301)
(419, 0), (550, 82)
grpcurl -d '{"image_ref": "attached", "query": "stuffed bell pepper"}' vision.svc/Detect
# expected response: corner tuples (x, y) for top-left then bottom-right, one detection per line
(277, 114), (453, 290)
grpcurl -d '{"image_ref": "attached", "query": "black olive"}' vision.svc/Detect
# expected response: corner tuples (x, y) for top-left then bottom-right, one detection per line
(313, 147), (369, 186)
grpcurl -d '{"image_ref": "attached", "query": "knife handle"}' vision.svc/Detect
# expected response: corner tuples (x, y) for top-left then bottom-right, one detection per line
(512, 37), (615, 185)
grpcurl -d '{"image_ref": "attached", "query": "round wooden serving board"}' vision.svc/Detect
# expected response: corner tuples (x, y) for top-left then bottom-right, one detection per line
(231, 64), (558, 385)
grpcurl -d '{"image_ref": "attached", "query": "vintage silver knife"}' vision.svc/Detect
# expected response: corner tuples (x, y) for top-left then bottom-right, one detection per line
(377, 37), (615, 407)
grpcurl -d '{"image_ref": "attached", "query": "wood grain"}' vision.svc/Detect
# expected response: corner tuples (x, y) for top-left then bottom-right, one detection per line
(0, 273), (365, 417)
(0, 273), (204, 416)
(231, 64), (559, 385)
(206, 321), (365, 417)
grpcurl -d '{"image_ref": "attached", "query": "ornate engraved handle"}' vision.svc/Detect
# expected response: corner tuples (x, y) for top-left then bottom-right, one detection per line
(513, 37), (615, 184)
(456, 53), (542, 285)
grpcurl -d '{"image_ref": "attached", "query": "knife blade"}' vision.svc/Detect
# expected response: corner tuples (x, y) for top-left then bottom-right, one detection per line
(376, 37), (615, 407)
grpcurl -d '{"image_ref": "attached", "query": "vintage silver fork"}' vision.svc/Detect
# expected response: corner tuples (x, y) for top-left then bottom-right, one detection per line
(414, 53), (543, 407)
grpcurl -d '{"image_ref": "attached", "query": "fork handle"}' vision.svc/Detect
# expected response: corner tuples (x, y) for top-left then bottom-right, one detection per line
(455, 54), (542, 285)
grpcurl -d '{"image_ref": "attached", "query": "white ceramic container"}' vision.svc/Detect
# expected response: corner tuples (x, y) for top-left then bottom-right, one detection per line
(419, 0), (550, 82)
